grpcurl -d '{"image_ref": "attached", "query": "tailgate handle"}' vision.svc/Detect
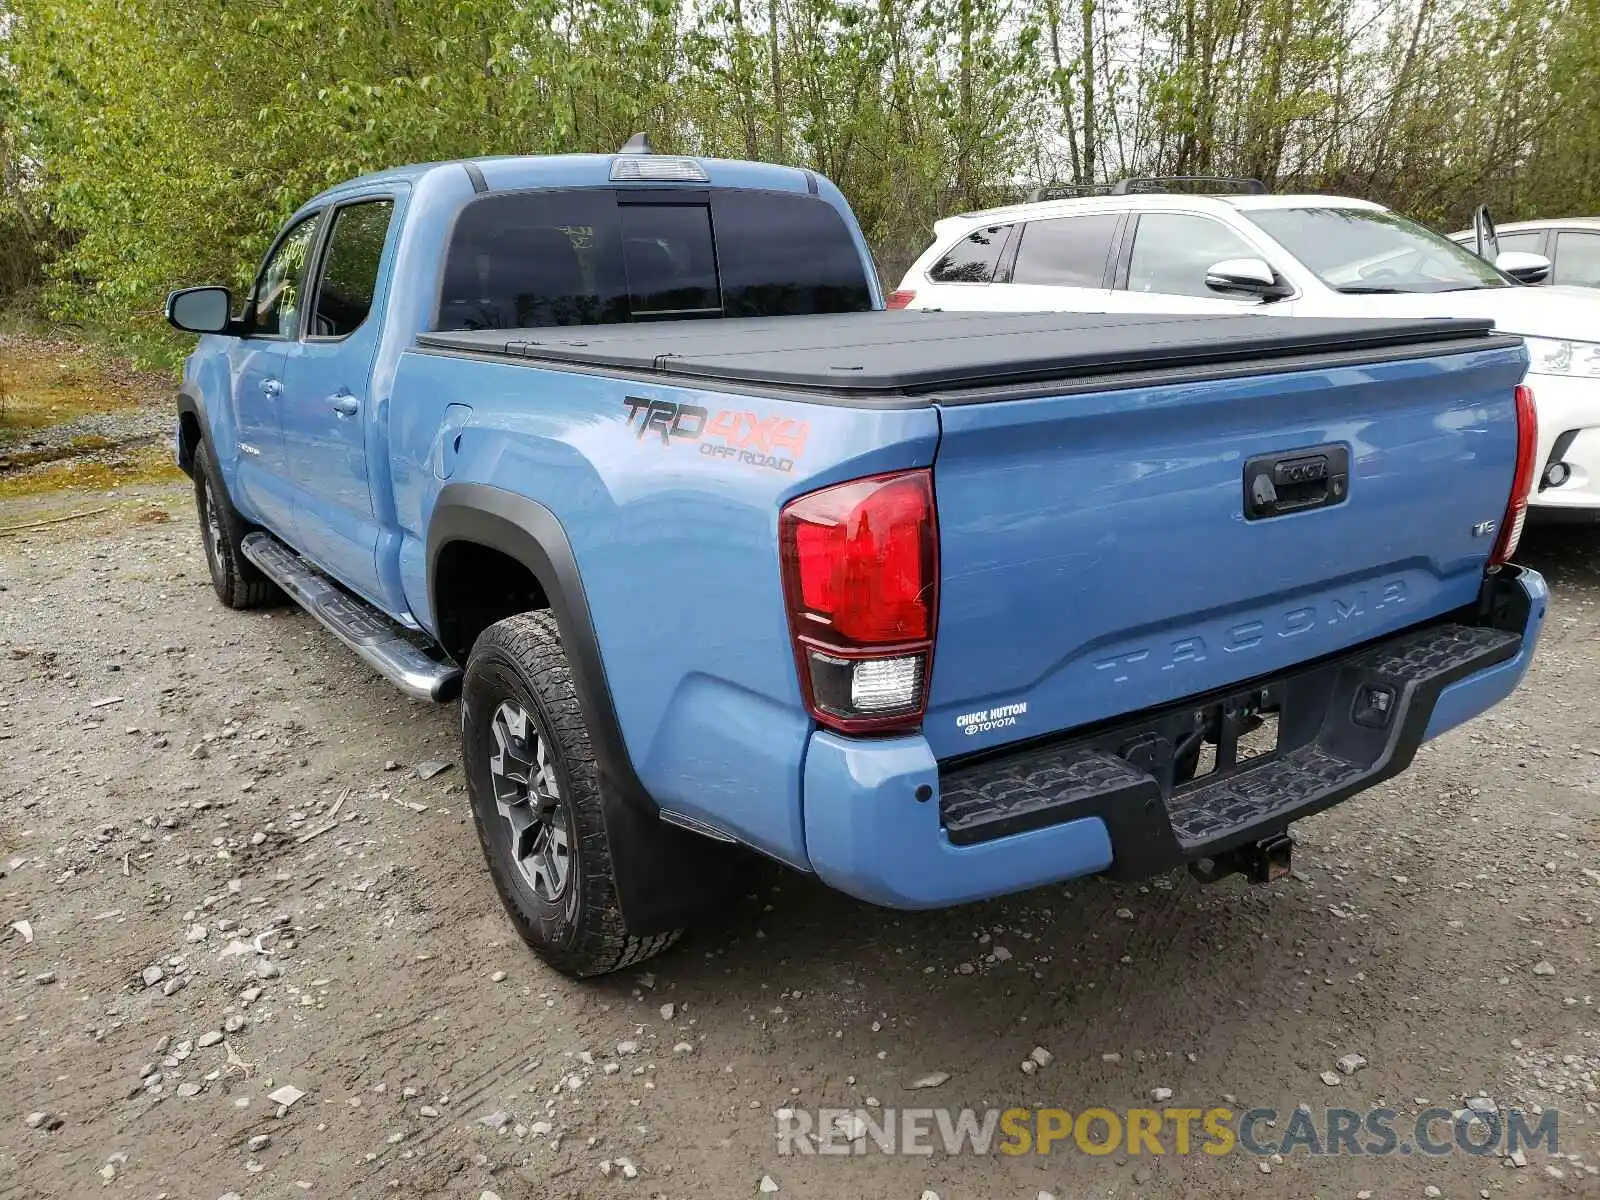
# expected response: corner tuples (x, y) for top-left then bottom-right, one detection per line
(1244, 444), (1349, 521)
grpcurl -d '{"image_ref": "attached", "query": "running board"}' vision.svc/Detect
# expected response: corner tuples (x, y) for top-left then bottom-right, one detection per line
(240, 532), (461, 702)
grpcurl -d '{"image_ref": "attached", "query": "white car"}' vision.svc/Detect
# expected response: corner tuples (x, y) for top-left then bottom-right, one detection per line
(892, 181), (1600, 523)
(1447, 217), (1600, 290)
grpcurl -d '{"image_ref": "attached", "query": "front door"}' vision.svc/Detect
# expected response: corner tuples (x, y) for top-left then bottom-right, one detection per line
(227, 212), (323, 534)
(280, 196), (397, 603)
(1110, 211), (1294, 315)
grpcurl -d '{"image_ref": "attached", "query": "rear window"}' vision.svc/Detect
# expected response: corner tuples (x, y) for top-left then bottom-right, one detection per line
(436, 189), (873, 331)
(929, 224), (1013, 282)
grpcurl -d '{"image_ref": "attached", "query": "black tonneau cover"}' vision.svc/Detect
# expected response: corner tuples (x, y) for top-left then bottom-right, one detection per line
(416, 310), (1509, 399)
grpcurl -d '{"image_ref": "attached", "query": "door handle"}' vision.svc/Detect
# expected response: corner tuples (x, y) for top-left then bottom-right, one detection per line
(330, 392), (360, 417)
(260, 378), (282, 399)
(1243, 444), (1350, 520)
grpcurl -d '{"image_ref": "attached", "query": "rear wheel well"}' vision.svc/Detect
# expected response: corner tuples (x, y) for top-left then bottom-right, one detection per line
(433, 541), (550, 662)
(177, 410), (203, 476)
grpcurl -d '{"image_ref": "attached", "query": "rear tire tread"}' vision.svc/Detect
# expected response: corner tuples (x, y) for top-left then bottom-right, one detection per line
(465, 611), (684, 978)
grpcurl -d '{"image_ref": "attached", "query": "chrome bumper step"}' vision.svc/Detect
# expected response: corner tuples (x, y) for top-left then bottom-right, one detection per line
(240, 532), (460, 702)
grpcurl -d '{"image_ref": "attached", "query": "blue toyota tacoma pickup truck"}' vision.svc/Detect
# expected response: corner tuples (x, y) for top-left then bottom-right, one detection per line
(166, 141), (1548, 977)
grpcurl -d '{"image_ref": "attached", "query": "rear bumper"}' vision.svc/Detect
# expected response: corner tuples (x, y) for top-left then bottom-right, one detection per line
(1526, 374), (1600, 516)
(802, 567), (1547, 909)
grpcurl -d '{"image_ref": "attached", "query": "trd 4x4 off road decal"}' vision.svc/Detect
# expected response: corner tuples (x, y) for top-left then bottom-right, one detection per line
(622, 397), (809, 473)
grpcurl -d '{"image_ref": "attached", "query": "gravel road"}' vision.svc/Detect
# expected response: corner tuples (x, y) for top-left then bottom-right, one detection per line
(1, 483), (1597, 1200)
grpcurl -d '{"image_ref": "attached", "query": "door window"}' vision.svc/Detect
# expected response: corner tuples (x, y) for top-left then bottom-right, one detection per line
(1126, 213), (1263, 297)
(250, 215), (322, 338)
(1010, 214), (1119, 287)
(310, 200), (394, 338)
(1555, 232), (1600, 287)
(1496, 231), (1545, 255)
(929, 225), (1013, 283)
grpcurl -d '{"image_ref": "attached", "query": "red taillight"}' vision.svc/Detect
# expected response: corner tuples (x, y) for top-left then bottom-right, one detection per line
(780, 470), (938, 734)
(1491, 383), (1538, 568)
(885, 289), (917, 310)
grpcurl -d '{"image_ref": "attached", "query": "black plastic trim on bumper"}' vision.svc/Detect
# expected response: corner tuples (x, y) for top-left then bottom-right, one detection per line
(939, 580), (1528, 880)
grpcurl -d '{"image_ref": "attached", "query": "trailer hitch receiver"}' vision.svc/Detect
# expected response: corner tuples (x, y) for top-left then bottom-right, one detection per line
(1189, 832), (1294, 885)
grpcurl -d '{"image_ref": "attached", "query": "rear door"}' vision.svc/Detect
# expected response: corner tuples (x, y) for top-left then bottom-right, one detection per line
(987, 212), (1120, 311)
(923, 336), (1527, 761)
(1552, 229), (1600, 288)
(280, 195), (398, 600)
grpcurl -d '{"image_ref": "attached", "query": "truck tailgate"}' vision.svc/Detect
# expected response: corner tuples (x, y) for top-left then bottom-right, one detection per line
(926, 341), (1528, 760)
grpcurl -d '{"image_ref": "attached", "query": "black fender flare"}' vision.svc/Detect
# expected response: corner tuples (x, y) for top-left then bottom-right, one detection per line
(175, 390), (207, 477)
(426, 482), (736, 933)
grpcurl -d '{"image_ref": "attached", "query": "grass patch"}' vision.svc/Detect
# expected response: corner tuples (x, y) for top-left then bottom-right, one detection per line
(0, 442), (183, 500)
(0, 341), (144, 438)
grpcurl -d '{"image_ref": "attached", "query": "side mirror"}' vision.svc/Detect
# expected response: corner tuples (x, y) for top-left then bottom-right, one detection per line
(1204, 257), (1292, 301)
(166, 286), (234, 335)
(1494, 250), (1552, 285)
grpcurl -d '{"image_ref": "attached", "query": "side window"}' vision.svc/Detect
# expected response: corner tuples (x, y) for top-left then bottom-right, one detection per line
(1555, 232), (1600, 287)
(1126, 213), (1264, 297)
(1497, 231), (1545, 255)
(1010, 214), (1119, 287)
(250, 215), (322, 338)
(310, 200), (394, 338)
(929, 224), (1013, 283)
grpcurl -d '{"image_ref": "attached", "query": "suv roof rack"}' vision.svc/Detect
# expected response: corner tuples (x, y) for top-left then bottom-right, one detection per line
(1108, 175), (1268, 195)
(1024, 182), (1117, 203)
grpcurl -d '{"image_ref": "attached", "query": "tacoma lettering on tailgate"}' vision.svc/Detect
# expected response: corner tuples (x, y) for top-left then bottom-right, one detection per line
(1092, 581), (1409, 684)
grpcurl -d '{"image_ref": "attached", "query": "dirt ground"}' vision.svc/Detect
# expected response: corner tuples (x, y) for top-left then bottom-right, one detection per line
(1, 347), (1598, 1200)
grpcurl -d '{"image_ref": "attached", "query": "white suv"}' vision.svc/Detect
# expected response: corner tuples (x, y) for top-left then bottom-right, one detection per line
(892, 180), (1600, 523)
(1447, 217), (1600, 290)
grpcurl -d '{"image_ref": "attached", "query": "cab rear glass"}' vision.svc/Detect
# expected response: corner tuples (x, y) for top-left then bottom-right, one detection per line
(435, 188), (874, 331)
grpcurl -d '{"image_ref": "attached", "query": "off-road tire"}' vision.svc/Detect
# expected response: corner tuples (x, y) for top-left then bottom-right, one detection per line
(193, 440), (280, 610)
(462, 610), (683, 978)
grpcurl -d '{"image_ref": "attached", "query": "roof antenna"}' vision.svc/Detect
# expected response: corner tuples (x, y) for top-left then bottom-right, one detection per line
(619, 132), (653, 155)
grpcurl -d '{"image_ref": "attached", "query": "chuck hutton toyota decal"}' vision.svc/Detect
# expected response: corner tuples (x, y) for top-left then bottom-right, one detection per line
(622, 397), (809, 473)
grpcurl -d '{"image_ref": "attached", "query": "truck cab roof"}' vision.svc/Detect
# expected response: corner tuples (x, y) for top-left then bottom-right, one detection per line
(297, 152), (822, 216)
